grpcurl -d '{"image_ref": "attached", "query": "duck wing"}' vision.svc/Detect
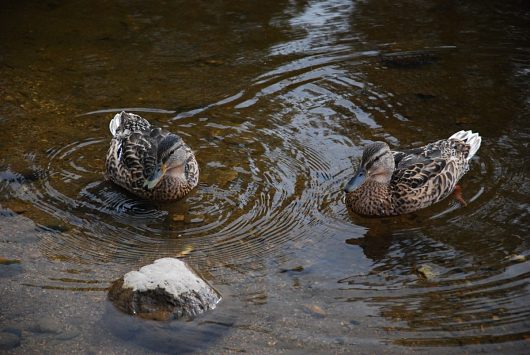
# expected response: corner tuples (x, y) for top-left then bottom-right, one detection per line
(117, 132), (159, 189)
(390, 139), (470, 211)
(109, 113), (169, 189)
(392, 157), (448, 189)
(392, 138), (454, 168)
(393, 135), (474, 168)
(390, 157), (457, 213)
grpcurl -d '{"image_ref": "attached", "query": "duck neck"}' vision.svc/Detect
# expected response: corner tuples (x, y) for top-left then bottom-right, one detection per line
(346, 180), (393, 216)
(370, 172), (392, 185)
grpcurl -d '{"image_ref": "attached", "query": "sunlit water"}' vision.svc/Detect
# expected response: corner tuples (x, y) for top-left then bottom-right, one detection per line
(1, 0), (529, 353)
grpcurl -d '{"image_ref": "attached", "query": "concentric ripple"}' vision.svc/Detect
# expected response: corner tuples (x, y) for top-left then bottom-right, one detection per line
(7, 97), (349, 267)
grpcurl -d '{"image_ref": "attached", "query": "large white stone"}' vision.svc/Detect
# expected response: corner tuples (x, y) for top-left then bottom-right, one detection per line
(109, 258), (221, 320)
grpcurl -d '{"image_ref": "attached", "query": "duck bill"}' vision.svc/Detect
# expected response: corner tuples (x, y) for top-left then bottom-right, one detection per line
(344, 167), (366, 193)
(144, 163), (167, 190)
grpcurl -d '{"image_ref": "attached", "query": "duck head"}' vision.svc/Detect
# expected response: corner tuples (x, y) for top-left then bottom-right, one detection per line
(144, 134), (194, 190)
(344, 141), (394, 193)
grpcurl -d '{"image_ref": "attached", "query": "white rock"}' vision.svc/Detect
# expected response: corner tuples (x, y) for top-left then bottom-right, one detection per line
(109, 258), (221, 320)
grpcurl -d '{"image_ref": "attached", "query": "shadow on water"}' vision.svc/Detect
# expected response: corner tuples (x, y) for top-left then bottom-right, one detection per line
(101, 294), (238, 354)
(0, 0), (529, 353)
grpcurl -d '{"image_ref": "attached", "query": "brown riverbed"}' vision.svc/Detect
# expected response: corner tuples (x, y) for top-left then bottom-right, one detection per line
(1, 0), (529, 353)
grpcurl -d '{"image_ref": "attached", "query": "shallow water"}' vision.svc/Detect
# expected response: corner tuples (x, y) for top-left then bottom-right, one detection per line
(1, 0), (529, 353)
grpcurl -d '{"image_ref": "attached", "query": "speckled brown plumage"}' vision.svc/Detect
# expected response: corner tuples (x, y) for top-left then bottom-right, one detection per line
(105, 112), (199, 200)
(345, 131), (481, 216)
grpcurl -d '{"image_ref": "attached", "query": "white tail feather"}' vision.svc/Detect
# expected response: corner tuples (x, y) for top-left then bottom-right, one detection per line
(109, 112), (122, 137)
(449, 130), (482, 161)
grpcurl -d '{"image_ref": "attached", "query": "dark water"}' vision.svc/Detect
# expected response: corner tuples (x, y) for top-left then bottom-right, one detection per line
(1, 0), (529, 353)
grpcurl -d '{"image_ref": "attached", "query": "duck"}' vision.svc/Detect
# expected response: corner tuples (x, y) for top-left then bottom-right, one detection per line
(105, 111), (199, 200)
(344, 130), (481, 216)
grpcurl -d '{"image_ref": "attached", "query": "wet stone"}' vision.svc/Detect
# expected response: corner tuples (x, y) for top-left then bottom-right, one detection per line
(302, 304), (327, 318)
(415, 92), (436, 100)
(0, 257), (21, 265)
(204, 59), (225, 66)
(55, 327), (80, 341)
(172, 214), (185, 222)
(0, 331), (21, 350)
(176, 245), (194, 257)
(108, 258), (221, 321)
(4, 95), (16, 103)
(29, 318), (62, 334)
(0, 260), (23, 278)
(416, 264), (438, 280)
(334, 337), (345, 345)
(507, 254), (526, 262)
(2, 327), (21, 338)
(280, 265), (304, 273)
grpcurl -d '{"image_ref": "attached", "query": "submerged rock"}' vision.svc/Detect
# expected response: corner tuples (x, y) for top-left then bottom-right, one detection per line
(0, 331), (20, 350)
(0, 257), (21, 265)
(507, 254), (526, 262)
(108, 258), (221, 321)
(302, 304), (327, 318)
(416, 264), (439, 280)
(28, 318), (62, 334)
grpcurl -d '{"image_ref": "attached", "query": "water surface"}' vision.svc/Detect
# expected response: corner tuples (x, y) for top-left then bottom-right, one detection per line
(1, 0), (529, 353)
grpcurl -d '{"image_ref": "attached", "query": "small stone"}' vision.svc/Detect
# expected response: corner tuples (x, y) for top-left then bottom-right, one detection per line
(279, 266), (304, 273)
(416, 265), (437, 280)
(415, 93), (436, 100)
(29, 318), (62, 334)
(50, 254), (70, 262)
(0, 260), (23, 278)
(55, 328), (80, 341)
(302, 304), (326, 318)
(507, 254), (526, 262)
(0, 332), (20, 350)
(176, 245), (194, 257)
(204, 59), (224, 66)
(334, 337), (345, 345)
(0, 257), (21, 265)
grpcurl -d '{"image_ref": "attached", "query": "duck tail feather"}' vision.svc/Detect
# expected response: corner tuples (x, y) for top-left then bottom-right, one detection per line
(450, 130), (482, 160)
(109, 111), (125, 137)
